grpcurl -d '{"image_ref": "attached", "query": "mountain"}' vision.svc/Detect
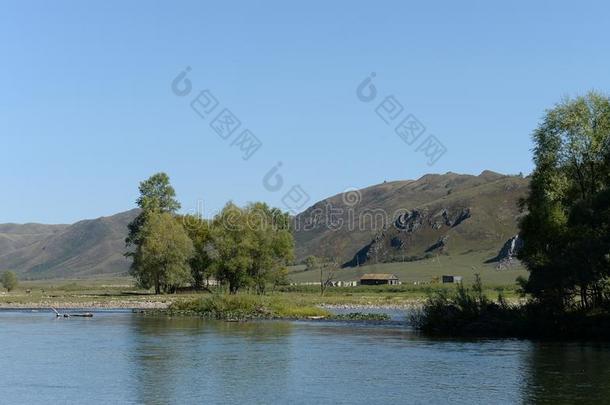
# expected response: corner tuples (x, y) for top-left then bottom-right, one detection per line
(0, 223), (69, 255)
(293, 171), (529, 267)
(0, 171), (529, 279)
(0, 209), (139, 279)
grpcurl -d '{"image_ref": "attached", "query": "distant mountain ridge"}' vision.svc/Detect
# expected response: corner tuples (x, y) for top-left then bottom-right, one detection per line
(0, 223), (69, 255)
(0, 171), (529, 279)
(0, 209), (139, 279)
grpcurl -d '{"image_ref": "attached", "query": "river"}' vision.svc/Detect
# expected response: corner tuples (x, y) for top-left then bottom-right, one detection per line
(1, 310), (610, 404)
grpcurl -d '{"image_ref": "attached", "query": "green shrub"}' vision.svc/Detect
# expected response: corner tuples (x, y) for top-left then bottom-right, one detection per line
(410, 275), (610, 339)
(1, 271), (18, 292)
(333, 312), (391, 321)
(411, 275), (521, 336)
(169, 294), (330, 320)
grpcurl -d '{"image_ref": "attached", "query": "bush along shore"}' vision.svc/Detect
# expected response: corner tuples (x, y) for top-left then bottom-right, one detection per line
(411, 276), (610, 340)
(157, 294), (390, 321)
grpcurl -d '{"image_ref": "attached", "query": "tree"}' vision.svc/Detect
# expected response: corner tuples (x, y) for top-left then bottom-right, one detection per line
(126, 173), (185, 292)
(126, 172), (181, 248)
(304, 255), (320, 272)
(1, 271), (18, 292)
(211, 203), (255, 294)
(319, 259), (338, 296)
(519, 92), (610, 310)
(246, 203), (294, 294)
(182, 215), (214, 289)
(269, 267), (290, 291)
(131, 212), (194, 294)
(211, 202), (295, 294)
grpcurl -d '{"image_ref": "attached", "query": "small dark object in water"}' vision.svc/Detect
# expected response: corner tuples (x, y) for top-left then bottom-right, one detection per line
(50, 307), (93, 318)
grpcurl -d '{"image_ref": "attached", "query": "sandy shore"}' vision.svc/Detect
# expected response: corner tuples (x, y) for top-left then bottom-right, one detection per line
(0, 300), (171, 310)
(0, 300), (426, 311)
(0, 294), (525, 311)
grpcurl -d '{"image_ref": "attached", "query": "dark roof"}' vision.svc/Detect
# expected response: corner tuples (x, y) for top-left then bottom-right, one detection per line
(360, 273), (399, 281)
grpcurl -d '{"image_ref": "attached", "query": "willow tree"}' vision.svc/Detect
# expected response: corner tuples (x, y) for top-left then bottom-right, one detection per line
(519, 92), (610, 310)
(182, 215), (214, 289)
(246, 202), (294, 294)
(131, 212), (194, 294)
(210, 203), (256, 293)
(211, 202), (294, 294)
(126, 173), (186, 293)
(126, 172), (181, 248)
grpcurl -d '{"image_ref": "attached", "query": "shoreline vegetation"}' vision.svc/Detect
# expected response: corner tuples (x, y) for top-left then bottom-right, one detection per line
(164, 294), (390, 321)
(412, 276), (610, 340)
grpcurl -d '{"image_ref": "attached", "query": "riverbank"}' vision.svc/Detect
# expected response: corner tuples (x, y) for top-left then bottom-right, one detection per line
(0, 291), (426, 310)
(0, 299), (171, 310)
(0, 290), (425, 310)
(412, 281), (610, 340)
(0, 281), (413, 310)
(0, 279), (522, 311)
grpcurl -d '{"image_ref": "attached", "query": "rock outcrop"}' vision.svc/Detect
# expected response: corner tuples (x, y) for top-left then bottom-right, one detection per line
(486, 235), (524, 269)
(344, 205), (470, 266)
(395, 207), (471, 231)
(293, 172), (529, 267)
(426, 235), (449, 253)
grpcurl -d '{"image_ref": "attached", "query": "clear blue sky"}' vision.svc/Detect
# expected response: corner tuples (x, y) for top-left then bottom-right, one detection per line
(2, 1), (609, 224)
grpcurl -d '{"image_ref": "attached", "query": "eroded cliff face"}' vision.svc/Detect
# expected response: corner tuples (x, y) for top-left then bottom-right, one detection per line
(394, 207), (471, 231)
(292, 172), (529, 268)
(344, 205), (473, 267)
(486, 235), (524, 269)
(291, 172), (529, 268)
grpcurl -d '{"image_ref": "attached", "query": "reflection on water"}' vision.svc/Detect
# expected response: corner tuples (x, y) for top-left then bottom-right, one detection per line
(131, 318), (294, 404)
(522, 343), (610, 405)
(1, 311), (610, 404)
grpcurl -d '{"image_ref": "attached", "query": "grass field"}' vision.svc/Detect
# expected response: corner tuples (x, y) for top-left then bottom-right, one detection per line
(0, 252), (528, 309)
(289, 250), (527, 287)
(0, 277), (172, 308)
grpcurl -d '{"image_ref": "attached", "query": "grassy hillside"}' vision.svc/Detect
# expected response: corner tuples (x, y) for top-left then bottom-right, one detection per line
(0, 210), (139, 279)
(294, 171), (529, 266)
(289, 250), (527, 287)
(0, 223), (68, 254)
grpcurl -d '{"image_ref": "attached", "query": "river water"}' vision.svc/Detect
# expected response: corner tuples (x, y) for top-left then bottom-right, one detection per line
(1, 310), (610, 404)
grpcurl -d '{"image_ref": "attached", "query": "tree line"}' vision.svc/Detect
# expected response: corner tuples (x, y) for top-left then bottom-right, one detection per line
(518, 91), (610, 312)
(125, 173), (294, 294)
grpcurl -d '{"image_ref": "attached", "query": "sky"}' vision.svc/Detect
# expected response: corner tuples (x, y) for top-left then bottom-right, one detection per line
(2, 0), (609, 224)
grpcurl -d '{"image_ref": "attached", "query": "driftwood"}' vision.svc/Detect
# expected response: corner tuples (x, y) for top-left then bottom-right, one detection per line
(50, 307), (93, 318)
